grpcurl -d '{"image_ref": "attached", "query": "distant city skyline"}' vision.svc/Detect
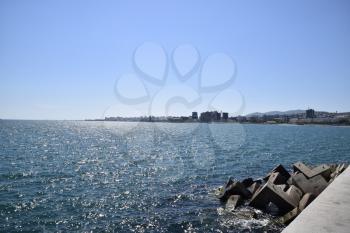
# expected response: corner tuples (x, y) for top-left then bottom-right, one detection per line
(1, 0), (350, 120)
(94, 108), (350, 126)
(100, 108), (347, 119)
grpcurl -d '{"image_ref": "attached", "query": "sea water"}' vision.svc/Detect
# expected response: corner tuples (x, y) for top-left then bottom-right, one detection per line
(1, 120), (350, 232)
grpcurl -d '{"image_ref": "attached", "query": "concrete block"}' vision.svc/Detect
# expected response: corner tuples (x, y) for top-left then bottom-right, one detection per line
(264, 164), (291, 181)
(279, 207), (300, 225)
(299, 193), (316, 211)
(216, 178), (234, 199)
(255, 179), (263, 184)
(242, 177), (254, 188)
(249, 182), (298, 215)
(225, 177), (234, 188)
(287, 173), (299, 185)
(337, 163), (347, 173)
(247, 182), (261, 195)
(329, 164), (337, 173)
(218, 181), (252, 201)
(290, 173), (328, 196)
(293, 162), (313, 178)
(268, 172), (289, 185)
(286, 185), (303, 207)
(330, 170), (339, 180)
(276, 184), (289, 192)
(329, 164), (348, 182)
(225, 195), (243, 211)
(266, 202), (280, 215)
(293, 162), (331, 180)
(311, 164), (331, 181)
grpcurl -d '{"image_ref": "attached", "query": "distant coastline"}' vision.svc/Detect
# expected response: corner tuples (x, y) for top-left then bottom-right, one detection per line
(84, 120), (350, 127)
(85, 109), (350, 126)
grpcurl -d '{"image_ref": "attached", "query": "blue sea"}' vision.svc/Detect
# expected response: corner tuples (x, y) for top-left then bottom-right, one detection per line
(1, 120), (350, 232)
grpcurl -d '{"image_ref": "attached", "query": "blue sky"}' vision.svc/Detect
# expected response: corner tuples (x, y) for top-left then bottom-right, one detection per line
(1, 0), (350, 119)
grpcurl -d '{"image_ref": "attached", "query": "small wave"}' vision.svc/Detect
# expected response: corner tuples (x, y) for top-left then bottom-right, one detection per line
(167, 193), (195, 203)
(217, 206), (284, 232)
(0, 172), (34, 180)
(0, 203), (16, 212)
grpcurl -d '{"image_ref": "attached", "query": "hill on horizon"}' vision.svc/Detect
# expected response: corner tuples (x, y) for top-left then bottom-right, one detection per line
(245, 110), (305, 117)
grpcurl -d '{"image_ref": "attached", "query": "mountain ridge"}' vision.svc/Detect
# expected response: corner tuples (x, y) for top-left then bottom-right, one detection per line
(245, 110), (305, 117)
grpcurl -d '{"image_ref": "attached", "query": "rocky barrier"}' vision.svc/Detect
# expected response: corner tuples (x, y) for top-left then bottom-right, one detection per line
(216, 162), (348, 225)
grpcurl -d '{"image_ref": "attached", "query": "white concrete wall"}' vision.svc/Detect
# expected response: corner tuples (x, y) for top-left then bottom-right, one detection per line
(282, 166), (350, 233)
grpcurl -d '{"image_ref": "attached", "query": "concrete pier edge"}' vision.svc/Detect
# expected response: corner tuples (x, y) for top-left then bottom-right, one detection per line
(282, 166), (350, 233)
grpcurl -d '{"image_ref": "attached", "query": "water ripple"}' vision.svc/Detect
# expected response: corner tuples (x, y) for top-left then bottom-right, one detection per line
(1, 120), (350, 232)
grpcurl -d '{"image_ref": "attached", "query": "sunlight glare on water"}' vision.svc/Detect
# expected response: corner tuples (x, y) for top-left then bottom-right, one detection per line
(1, 120), (350, 232)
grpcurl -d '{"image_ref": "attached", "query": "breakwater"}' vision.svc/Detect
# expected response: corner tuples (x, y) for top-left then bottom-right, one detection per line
(282, 165), (350, 233)
(216, 162), (348, 226)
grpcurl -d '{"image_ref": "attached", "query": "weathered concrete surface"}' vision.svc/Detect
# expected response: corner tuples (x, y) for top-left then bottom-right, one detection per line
(242, 178), (254, 188)
(226, 195), (243, 211)
(330, 163), (348, 182)
(268, 172), (288, 185)
(280, 207), (300, 225)
(293, 162), (331, 180)
(264, 164), (291, 181)
(282, 166), (350, 233)
(249, 182), (300, 215)
(298, 193), (316, 211)
(218, 180), (251, 201)
(247, 182), (261, 194)
(289, 172), (328, 196)
(285, 185), (303, 206)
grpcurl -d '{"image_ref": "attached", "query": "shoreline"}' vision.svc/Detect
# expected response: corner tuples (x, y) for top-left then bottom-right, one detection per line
(1, 118), (350, 127)
(85, 119), (350, 127)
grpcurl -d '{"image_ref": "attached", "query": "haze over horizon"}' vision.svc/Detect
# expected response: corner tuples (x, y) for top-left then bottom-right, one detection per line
(1, 0), (350, 120)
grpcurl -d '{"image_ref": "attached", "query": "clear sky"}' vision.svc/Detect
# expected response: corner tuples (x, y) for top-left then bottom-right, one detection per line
(1, 0), (350, 120)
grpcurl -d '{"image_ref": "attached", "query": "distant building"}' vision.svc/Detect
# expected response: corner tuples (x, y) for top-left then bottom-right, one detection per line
(192, 112), (198, 120)
(222, 112), (229, 120)
(306, 109), (315, 118)
(168, 116), (189, 122)
(200, 111), (221, 122)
